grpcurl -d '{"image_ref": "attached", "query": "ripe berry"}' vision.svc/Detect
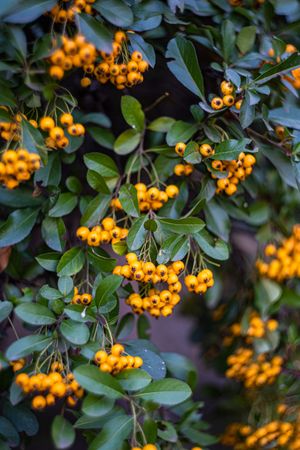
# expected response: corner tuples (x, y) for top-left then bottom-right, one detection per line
(175, 142), (186, 156)
(40, 116), (55, 132)
(221, 80), (234, 95)
(211, 97), (224, 110)
(223, 95), (235, 106)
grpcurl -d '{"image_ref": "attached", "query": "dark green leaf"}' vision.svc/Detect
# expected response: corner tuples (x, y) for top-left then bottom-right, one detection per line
(57, 247), (85, 277)
(166, 36), (204, 99)
(0, 208), (39, 247)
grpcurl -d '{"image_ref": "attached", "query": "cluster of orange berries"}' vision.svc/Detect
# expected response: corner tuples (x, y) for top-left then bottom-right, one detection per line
(126, 289), (181, 318)
(224, 313), (278, 346)
(113, 253), (184, 284)
(222, 419), (295, 449)
(211, 80), (242, 111)
(48, 31), (149, 90)
(15, 362), (83, 410)
(111, 183), (179, 213)
(49, 0), (94, 23)
(10, 358), (26, 372)
(71, 287), (92, 305)
(113, 254), (185, 317)
(256, 225), (300, 282)
(0, 109), (38, 142)
(210, 152), (256, 196)
(94, 343), (143, 375)
(267, 44), (299, 90)
(49, 34), (96, 80)
(76, 217), (128, 247)
(226, 348), (283, 388)
(174, 163), (194, 177)
(184, 269), (214, 295)
(0, 148), (41, 190)
(90, 31), (149, 90)
(40, 113), (85, 150)
(174, 141), (216, 158)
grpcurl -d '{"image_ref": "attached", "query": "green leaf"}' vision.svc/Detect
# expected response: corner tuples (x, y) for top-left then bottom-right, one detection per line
(166, 120), (198, 146)
(15, 303), (56, 326)
(114, 129), (141, 155)
(0, 81), (16, 107)
(3, 404), (38, 437)
(121, 96), (145, 132)
(84, 153), (119, 178)
(157, 235), (189, 264)
(6, 335), (52, 360)
(95, 275), (122, 308)
(254, 53), (300, 84)
(81, 112), (111, 128)
(0, 301), (13, 322)
(116, 369), (152, 391)
(260, 143), (297, 188)
(116, 313), (135, 339)
(40, 285), (62, 300)
(158, 217), (205, 234)
(239, 99), (255, 129)
(74, 365), (124, 398)
(36, 252), (60, 272)
(161, 352), (197, 387)
(204, 200), (230, 242)
(87, 170), (111, 194)
(119, 184), (140, 218)
(134, 378), (191, 405)
(82, 395), (114, 417)
(125, 340), (166, 380)
(148, 117), (175, 132)
(87, 248), (116, 273)
(211, 139), (251, 160)
(89, 415), (133, 450)
(0, 187), (42, 208)
(93, 0), (133, 27)
(80, 193), (111, 228)
(183, 141), (202, 164)
(48, 193), (77, 218)
(269, 106), (300, 130)
(3, 0), (56, 23)
(60, 319), (90, 345)
(42, 217), (66, 252)
(0, 208), (39, 247)
(64, 305), (96, 323)
(129, 33), (156, 67)
(158, 421), (178, 443)
(236, 26), (256, 54)
(51, 416), (75, 450)
(221, 20), (235, 64)
(58, 276), (73, 296)
(127, 215), (148, 250)
(77, 14), (113, 53)
(21, 120), (45, 156)
(57, 247), (85, 277)
(35, 153), (61, 187)
(88, 126), (115, 150)
(193, 229), (229, 261)
(66, 176), (82, 194)
(166, 36), (204, 99)
(0, 417), (19, 447)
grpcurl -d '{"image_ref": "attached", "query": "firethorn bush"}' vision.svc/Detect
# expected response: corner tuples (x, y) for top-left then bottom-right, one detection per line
(1, 0), (300, 449)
